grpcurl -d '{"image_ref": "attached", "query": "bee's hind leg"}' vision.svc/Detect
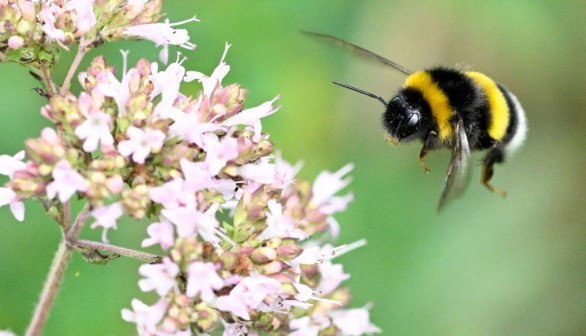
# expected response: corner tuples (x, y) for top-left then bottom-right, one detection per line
(482, 145), (507, 197)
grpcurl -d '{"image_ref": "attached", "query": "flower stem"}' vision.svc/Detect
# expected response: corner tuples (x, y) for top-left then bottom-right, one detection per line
(39, 62), (56, 97)
(66, 203), (92, 242)
(59, 46), (87, 96)
(25, 203), (90, 336)
(74, 240), (162, 264)
(25, 239), (72, 336)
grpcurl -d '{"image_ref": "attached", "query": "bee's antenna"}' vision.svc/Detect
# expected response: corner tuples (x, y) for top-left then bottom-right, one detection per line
(333, 81), (387, 107)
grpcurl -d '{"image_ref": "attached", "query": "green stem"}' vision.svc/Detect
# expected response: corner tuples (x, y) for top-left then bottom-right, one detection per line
(65, 203), (92, 242)
(75, 240), (162, 264)
(24, 239), (72, 336)
(25, 203), (90, 336)
(38, 62), (56, 97)
(59, 45), (87, 96)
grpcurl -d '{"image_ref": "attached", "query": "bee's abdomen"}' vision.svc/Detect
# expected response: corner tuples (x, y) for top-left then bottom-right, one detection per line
(465, 71), (510, 142)
(497, 84), (527, 153)
(404, 67), (526, 151)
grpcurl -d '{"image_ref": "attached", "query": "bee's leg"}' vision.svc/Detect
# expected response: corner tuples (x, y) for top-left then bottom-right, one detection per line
(419, 130), (439, 174)
(481, 145), (507, 197)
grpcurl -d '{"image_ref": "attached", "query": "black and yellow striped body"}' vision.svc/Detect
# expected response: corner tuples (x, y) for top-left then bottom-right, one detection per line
(382, 66), (527, 204)
(395, 67), (522, 151)
(303, 31), (527, 207)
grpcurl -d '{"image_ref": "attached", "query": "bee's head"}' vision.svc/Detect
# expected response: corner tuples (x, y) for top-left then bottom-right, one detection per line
(382, 89), (432, 142)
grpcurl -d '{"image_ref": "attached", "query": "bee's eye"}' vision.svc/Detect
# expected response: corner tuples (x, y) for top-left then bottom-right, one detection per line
(407, 113), (419, 125)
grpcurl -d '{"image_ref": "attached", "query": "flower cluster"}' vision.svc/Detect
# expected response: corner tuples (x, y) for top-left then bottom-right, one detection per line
(0, 0), (195, 71)
(0, 42), (379, 334)
(0, 3), (381, 335)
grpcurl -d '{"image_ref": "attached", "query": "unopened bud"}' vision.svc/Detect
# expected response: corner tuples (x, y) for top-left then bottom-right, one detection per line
(261, 260), (283, 274)
(251, 247), (277, 264)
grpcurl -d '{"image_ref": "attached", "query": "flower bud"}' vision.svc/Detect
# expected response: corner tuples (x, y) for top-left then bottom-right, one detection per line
(85, 171), (109, 202)
(166, 293), (194, 331)
(171, 237), (203, 267)
(261, 260), (283, 275)
(160, 317), (179, 334)
(194, 302), (219, 332)
(10, 167), (45, 197)
(24, 128), (66, 168)
(276, 239), (302, 259)
(7, 35), (24, 49)
(231, 254), (253, 274)
(256, 139), (273, 157)
(251, 247), (277, 264)
(106, 175), (124, 194)
(121, 184), (150, 219)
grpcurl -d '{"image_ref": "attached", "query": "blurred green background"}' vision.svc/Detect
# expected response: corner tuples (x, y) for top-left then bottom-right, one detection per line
(1, 1), (585, 335)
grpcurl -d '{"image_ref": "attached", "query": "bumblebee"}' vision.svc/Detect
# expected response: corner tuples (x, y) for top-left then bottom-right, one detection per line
(305, 32), (527, 210)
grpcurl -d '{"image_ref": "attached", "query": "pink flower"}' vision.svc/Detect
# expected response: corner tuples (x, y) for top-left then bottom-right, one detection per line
(186, 262), (223, 300)
(212, 275), (282, 320)
(237, 159), (276, 184)
(121, 299), (168, 336)
(46, 160), (88, 203)
(118, 127), (165, 164)
(311, 163), (353, 209)
(290, 315), (330, 336)
(273, 152), (303, 191)
(0, 151), (26, 177)
(329, 306), (381, 335)
(75, 94), (114, 152)
(149, 59), (186, 107)
(138, 257), (179, 296)
(0, 330), (17, 336)
(221, 321), (249, 336)
(167, 108), (223, 147)
(316, 261), (350, 295)
(90, 202), (124, 242)
(203, 135), (239, 175)
(142, 218), (175, 250)
(66, 0), (96, 35)
(184, 42), (231, 97)
(212, 178), (238, 201)
(40, 127), (61, 145)
(292, 244), (351, 267)
(161, 206), (221, 243)
(293, 241), (367, 268)
(123, 16), (198, 63)
(179, 159), (215, 192)
(40, 7), (66, 42)
(311, 163), (354, 234)
(292, 279), (340, 306)
(96, 52), (133, 117)
(18, 1), (36, 21)
(0, 188), (25, 222)
(149, 178), (195, 209)
(223, 96), (280, 142)
(257, 200), (306, 241)
(212, 295), (250, 320)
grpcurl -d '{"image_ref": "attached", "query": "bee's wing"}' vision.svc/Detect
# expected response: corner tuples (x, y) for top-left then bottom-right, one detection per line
(437, 120), (472, 211)
(302, 31), (412, 75)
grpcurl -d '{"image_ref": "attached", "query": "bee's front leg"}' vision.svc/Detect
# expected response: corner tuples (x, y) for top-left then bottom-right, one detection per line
(419, 130), (439, 174)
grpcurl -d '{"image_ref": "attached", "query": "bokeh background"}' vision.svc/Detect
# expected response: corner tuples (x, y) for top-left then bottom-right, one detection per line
(1, 1), (585, 335)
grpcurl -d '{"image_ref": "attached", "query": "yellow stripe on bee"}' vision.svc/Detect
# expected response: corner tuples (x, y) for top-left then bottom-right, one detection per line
(404, 71), (454, 140)
(465, 71), (510, 141)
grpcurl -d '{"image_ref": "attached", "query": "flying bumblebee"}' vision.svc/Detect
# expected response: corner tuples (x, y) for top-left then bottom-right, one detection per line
(304, 32), (527, 211)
